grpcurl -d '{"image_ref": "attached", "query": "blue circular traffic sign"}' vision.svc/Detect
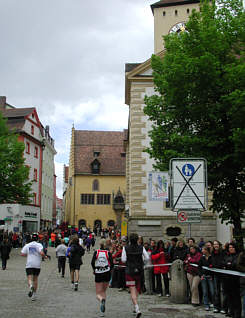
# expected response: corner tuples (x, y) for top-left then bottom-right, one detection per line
(182, 164), (195, 177)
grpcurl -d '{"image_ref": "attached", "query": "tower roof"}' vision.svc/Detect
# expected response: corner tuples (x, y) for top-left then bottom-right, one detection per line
(151, 0), (200, 12)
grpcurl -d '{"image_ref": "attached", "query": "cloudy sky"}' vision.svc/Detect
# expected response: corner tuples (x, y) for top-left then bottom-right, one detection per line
(0, 0), (155, 197)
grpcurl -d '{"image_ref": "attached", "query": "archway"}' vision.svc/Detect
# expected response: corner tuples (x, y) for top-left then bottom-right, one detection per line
(94, 219), (102, 229)
(107, 220), (115, 227)
(78, 219), (87, 229)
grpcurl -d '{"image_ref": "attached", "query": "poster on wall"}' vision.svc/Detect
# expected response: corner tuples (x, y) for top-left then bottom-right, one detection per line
(148, 171), (169, 201)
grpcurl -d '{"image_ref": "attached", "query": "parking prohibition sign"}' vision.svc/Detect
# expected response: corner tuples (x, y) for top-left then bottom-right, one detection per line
(178, 211), (187, 222)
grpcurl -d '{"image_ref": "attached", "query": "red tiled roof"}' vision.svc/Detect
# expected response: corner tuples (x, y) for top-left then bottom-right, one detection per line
(74, 130), (126, 175)
(1, 108), (36, 132)
(2, 107), (35, 118)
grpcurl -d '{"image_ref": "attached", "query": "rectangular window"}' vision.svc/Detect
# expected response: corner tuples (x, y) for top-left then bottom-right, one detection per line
(26, 142), (30, 154)
(104, 194), (111, 204)
(34, 146), (38, 158)
(33, 193), (37, 205)
(31, 125), (34, 135)
(97, 194), (103, 205)
(97, 194), (111, 205)
(80, 194), (95, 205)
(34, 168), (38, 181)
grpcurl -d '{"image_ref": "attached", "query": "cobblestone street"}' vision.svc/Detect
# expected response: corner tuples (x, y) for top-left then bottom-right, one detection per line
(0, 246), (224, 318)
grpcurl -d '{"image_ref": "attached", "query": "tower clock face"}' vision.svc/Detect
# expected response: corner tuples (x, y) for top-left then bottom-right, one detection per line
(169, 22), (186, 34)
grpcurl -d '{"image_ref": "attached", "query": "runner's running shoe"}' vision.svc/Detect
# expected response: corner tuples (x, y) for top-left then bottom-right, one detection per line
(28, 285), (34, 298)
(136, 311), (141, 318)
(100, 299), (105, 313)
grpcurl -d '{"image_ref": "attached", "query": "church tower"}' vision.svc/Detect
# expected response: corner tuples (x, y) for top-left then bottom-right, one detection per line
(151, 0), (200, 53)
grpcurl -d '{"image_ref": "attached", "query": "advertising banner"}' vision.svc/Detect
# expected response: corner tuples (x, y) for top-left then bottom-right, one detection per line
(148, 172), (169, 201)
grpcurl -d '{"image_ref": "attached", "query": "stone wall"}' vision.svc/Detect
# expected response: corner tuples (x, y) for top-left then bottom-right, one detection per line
(128, 213), (217, 242)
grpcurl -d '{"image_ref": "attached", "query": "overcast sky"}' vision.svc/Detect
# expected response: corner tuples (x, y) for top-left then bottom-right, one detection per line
(0, 0), (155, 197)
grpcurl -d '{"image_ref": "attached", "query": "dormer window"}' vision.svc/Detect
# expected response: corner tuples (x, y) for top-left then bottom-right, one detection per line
(91, 159), (100, 174)
(94, 151), (100, 157)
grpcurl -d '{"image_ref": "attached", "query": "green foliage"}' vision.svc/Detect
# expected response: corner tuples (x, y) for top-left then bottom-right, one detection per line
(0, 112), (33, 204)
(144, 0), (245, 244)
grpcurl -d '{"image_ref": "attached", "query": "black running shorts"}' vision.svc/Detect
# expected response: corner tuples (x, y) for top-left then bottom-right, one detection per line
(69, 263), (81, 271)
(95, 271), (111, 283)
(26, 268), (41, 276)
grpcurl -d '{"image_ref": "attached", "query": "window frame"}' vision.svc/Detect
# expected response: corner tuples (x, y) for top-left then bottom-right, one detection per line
(33, 168), (38, 181)
(97, 194), (111, 205)
(92, 179), (99, 191)
(80, 194), (95, 205)
(33, 193), (37, 205)
(26, 142), (30, 154)
(34, 146), (38, 158)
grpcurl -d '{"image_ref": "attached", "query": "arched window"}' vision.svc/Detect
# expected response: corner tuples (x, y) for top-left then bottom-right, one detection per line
(92, 179), (99, 191)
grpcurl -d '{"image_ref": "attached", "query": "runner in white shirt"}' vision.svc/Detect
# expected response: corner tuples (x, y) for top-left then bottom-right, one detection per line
(21, 233), (46, 301)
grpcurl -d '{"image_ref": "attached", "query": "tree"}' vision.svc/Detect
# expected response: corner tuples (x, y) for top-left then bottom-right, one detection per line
(0, 112), (33, 204)
(144, 0), (245, 247)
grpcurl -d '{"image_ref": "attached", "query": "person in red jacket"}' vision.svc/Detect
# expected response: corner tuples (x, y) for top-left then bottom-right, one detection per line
(112, 243), (126, 291)
(151, 240), (170, 297)
(184, 245), (202, 306)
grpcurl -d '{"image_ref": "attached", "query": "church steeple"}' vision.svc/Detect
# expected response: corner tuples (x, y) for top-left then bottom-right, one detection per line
(151, 0), (200, 54)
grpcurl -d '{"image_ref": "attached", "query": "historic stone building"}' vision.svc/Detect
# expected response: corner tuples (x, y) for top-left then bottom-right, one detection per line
(124, 0), (232, 243)
(64, 128), (126, 231)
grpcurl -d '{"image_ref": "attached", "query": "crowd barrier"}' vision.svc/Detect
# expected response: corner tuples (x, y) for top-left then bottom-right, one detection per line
(114, 263), (245, 277)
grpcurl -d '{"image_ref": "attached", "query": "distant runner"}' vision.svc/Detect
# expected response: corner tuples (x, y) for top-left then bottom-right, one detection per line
(21, 233), (46, 301)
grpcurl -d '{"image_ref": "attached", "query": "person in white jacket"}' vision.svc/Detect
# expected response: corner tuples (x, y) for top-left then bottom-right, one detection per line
(56, 239), (68, 277)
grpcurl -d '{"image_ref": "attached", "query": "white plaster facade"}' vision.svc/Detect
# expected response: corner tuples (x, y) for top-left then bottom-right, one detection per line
(41, 127), (56, 229)
(23, 112), (43, 206)
(0, 204), (40, 233)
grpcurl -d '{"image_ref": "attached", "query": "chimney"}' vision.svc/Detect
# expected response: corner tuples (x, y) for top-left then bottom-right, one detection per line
(0, 96), (6, 110)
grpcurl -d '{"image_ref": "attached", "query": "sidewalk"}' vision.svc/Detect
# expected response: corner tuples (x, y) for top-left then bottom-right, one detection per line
(0, 246), (222, 318)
